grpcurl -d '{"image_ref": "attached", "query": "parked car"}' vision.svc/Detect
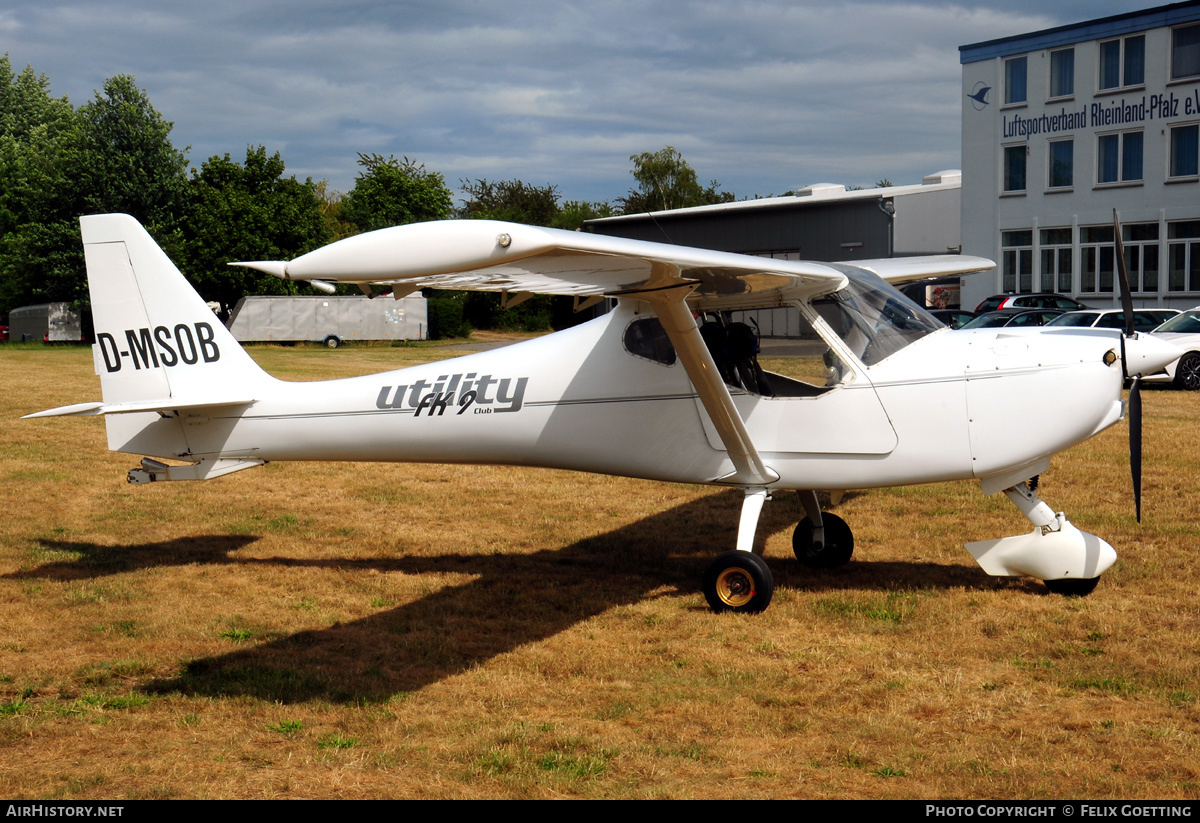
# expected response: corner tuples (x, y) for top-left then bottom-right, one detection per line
(1144, 308), (1200, 390)
(929, 309), (976, 329)
(1046, 308), (1180, 333)
(960, 309), (1065, 329)
(974, 293), (1090, 313)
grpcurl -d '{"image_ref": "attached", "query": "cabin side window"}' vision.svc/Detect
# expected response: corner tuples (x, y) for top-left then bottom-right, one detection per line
(699, 307), (849, 398)
(622, 316), (676, 366)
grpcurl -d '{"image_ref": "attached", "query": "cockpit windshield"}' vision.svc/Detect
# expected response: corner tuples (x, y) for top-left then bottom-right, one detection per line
(813, 266), (944, 366)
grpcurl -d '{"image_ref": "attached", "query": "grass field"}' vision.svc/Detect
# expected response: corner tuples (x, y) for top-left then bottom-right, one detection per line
(1, 340), (1198, 799)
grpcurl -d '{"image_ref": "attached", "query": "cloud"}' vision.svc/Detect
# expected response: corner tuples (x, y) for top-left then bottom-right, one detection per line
(4, 0), (1164, 201)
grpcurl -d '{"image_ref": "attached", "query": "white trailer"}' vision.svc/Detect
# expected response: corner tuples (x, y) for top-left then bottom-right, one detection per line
(226, 295), (427, 347)
(9, 303), (85, 343)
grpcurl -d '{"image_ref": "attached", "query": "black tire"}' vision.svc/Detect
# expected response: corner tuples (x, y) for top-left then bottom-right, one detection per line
(1174, 352), (1200, 391)
(1044, 577), (1100, 596)
(324, 336), (341, 349)
(792, 512), (854, 569)
(703, 551), (774, 614)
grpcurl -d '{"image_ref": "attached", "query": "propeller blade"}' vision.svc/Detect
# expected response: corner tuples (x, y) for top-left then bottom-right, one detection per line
(1114, 209), (1143, 522)
(1113, 209), (1135, 337)
(1129, 376), (1142, 523)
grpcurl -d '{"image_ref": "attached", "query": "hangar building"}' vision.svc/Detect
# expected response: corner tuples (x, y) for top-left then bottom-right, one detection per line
(586, 172), (964, 298)
(960, 1), (1200, 312)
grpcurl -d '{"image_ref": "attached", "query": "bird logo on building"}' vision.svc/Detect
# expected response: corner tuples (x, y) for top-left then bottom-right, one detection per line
(968, 82), (991, 110)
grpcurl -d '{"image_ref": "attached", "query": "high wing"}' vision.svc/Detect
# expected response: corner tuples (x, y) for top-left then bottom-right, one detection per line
(234, 219), (992, 489)
(233, 220), (850, 310)
(234, 219), (993, 306)
(849, 255), (996, 285)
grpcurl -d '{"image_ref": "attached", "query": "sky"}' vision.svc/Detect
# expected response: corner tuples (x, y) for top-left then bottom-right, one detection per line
(0, 0), (1173, 205)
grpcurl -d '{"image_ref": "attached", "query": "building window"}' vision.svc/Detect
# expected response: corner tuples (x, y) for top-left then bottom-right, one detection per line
(1168, 221), (1200, 292)
(1048, 139), (1073, 189)
(1004, 56), (1027, 105)
(1173, 23), (1200, 80)
(1003, 144), (1027, 193)
(1170, 124), (1199, 178)
(1039, 228), (1072, 293)
(1080, 226), (1115, 294)
(1099, 34), (1145, 90)
(1097, 131), (1143, 183)
(1121, 223), (1159, 293)
(1050, 48), (1074, 98)
(1002, 230), (1033, 293)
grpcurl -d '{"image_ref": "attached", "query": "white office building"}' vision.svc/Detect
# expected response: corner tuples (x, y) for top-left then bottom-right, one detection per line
(960, 1), (1200, 312)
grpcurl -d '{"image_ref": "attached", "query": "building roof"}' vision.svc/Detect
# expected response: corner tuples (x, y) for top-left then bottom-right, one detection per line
(959, 0), (1200, 64)
(586, 170), (961, 227)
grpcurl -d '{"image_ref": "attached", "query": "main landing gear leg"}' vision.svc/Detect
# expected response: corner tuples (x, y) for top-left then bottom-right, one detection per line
(703, 488), (774, 613)
(792, 490), (854, 569)
(965, 479), (1117, 596)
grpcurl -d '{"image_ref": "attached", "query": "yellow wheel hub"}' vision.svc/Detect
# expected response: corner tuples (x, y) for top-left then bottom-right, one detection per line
(715, 567), (755, 608)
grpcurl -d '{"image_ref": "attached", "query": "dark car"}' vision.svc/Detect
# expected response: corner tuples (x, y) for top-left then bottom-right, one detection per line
(975, 293), (1090, 313)
(929, 309), (976, 329)
(960, 309), (1065, 329)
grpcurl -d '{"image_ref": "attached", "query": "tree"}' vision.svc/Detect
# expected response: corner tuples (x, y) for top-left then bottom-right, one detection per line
(312, 180), (357, 243)
(458, 177), (613, 230)
(182, 146), (331, 318)
(340, 153), (452, 233)
(553, 199), (615, 231)
(620, 146), (734, 214)
(0, 57), (83, 309)
(0, 57), (78, 234)
(458, 178), (561, 225)
(75, 75), (189, 234)
(0, 70), (192, 311)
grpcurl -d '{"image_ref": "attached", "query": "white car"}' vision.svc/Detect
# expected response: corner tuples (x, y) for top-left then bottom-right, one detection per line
(1145, 308), (1200, 390)
(1046, 308), (1180, 332)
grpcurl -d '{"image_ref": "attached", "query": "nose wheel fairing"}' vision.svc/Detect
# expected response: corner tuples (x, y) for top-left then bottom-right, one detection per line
(966, 479), (1116, 592)
(966, 515), (1116, 584)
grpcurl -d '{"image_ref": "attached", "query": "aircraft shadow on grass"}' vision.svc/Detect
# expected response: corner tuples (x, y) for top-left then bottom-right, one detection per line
(13, 490), (1019, 703)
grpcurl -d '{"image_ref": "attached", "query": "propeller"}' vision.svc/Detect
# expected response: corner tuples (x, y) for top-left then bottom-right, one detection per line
(1113, 209), (1142, 522)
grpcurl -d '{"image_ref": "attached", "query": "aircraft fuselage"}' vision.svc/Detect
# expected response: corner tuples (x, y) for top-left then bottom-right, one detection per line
(106, 300), (1125, 494)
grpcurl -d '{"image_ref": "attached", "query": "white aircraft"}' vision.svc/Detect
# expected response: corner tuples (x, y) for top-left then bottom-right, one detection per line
(26, 214), (1181, 613)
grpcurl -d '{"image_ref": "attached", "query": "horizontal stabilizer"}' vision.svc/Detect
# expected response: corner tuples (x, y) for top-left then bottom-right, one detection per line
(25, 396), (255, 419)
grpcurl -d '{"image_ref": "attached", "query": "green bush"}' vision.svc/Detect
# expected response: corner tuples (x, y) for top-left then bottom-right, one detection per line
(426, 293), (471, 339)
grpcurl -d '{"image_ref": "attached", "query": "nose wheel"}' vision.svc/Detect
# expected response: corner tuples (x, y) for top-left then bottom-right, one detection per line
(703, 551), (774, 613)
(1043, 577), (1100, 596)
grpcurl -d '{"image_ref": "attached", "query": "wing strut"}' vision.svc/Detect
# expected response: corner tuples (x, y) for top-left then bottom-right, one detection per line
(639, 282), (778, 487)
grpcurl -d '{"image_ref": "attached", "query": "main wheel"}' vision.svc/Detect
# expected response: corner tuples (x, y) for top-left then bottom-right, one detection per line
(793, 512), (854, 569)
(1044, 577), (1100, 596)
(324, 336), (341, 349)
(1174, 352), (1200, 390)
(703, 551), (774, 614)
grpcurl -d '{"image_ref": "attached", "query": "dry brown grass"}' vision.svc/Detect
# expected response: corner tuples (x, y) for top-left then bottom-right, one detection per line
(1, 341), (1198, 799)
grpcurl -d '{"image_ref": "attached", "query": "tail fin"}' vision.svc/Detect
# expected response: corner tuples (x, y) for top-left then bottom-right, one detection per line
(81, 213), (268, 408)
(26, 215), (273, 482)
